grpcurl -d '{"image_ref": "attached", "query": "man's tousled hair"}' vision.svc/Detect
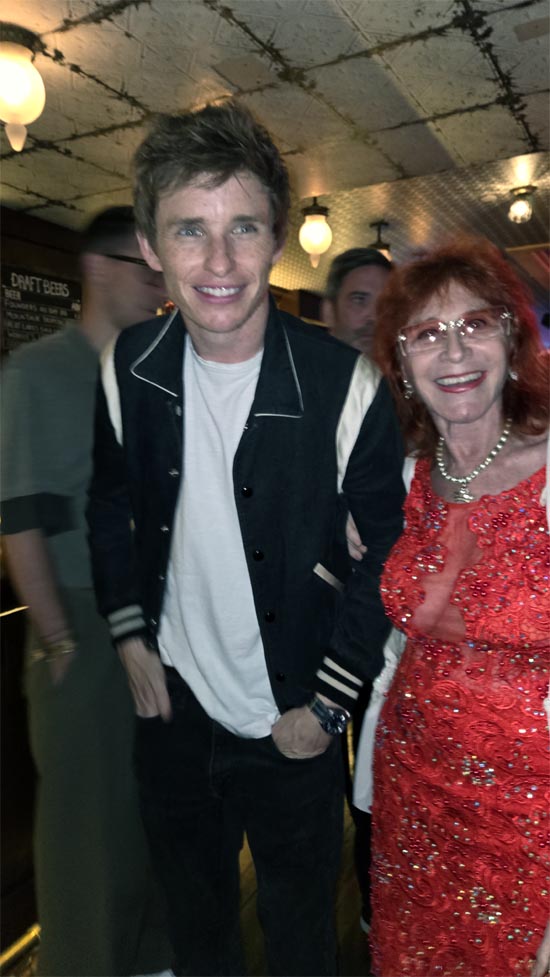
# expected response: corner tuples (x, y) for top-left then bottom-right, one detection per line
(325, 248), (392, 302)
(80, 206), (136, 256)
(133, 100), (290, 248)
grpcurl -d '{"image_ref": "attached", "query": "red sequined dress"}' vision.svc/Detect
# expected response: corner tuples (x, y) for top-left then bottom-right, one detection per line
(370, 459), (549, 977)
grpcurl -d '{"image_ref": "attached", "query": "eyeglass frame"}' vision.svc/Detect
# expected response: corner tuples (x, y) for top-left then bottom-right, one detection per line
(397, 305), (513, 358)
(103, 252), (151, 269)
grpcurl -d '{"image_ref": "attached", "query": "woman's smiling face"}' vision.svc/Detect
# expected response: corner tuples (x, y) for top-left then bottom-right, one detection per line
(401, 280), (512, 431)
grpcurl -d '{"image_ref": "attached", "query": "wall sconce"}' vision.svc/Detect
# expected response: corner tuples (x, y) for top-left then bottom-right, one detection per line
(299, 197), (333, 268)
(368, 220), (392, 261)
(0, 24), (46, 152)
(508, 185), (536, 224)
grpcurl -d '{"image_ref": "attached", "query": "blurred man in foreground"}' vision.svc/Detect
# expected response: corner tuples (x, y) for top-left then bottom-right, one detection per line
(1, 208), (170, 976)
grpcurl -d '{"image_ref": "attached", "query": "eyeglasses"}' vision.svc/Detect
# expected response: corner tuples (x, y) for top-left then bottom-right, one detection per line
(398, 306), (512, 357)
(103, 253), (150, 268)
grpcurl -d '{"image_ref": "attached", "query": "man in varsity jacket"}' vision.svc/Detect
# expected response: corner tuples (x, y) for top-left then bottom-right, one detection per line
(87, 100), (404, 977)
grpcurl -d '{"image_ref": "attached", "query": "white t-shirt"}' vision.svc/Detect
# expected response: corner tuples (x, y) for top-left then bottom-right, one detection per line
(158, 335), (280, 737)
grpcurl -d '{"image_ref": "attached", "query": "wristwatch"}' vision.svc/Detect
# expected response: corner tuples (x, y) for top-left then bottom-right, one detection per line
(309, 695), (351, 735)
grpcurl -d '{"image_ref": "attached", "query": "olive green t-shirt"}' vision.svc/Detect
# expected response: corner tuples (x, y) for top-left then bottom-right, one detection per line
(1, 326), (100, 588)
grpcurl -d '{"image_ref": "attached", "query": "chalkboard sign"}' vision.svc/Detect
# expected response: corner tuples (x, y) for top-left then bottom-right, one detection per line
(1, 265), (82, 355)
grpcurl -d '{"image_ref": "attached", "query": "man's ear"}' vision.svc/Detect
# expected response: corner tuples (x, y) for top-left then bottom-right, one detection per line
(81, 252), (109, 287)
(137, 232), (163, 272)
(321, 298), (335, 328)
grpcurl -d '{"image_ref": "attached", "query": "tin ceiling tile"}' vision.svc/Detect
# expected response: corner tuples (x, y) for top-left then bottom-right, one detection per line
(435, 105), (534, 166)
(213, 55), (279, 90)
(338, 0), (457, 42)
(25, 56), (143, 143)
(474, 0), (547, 17)
(241, 86), (349, 150)
(378, 32), (501, 116)
(286, 138), (401, 199)
(309, 58), (422, 130)
(43, 22), (143, 92)
(6, 0), (73, 34)
(374, 123), (460, 177)
(485, 4), (550, 91)
(237, 2), (362, 67)
(522, 92), (550, 147)
(128, 1), (252, 57)
(137, 57), (232, 115)
(3, 149), (128, 201)
(67, 129), (144, 177)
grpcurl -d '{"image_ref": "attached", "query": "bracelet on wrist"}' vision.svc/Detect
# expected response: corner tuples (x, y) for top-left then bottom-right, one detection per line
(44, 637), (77, 660)
(30, 637), (77, 665)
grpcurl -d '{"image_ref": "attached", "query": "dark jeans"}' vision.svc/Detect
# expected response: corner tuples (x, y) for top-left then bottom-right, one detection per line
(135, 667), (344, 977)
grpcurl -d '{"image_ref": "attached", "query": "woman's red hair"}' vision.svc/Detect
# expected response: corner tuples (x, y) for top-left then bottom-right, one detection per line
(373, 235), (549, 457)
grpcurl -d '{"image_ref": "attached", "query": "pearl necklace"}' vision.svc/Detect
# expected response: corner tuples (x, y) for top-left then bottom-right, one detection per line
(435, 417), (513, 503)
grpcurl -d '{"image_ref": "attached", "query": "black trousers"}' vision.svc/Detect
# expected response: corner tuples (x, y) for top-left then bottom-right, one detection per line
(135, 667), (344, 977)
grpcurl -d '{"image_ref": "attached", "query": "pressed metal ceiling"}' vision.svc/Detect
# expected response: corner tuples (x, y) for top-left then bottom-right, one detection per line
(1, 0), (549, 302)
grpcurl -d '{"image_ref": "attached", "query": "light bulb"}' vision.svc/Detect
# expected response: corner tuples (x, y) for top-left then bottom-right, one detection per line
(299, 214), (333, 261)
(0, 42), (45, 129)
(508, 196), (532, 224)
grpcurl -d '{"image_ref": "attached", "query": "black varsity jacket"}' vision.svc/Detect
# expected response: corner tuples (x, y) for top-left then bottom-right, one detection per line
(87, 299), (405, 713)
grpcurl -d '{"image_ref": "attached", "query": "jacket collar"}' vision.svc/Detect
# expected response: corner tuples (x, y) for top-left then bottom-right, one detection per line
(129, 297), (303, 418)
(129, 308), (185, 398)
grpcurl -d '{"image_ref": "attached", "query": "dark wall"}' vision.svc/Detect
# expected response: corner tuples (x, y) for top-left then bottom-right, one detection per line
(1, 208), (83, 357)
(1, 207), (81, 279)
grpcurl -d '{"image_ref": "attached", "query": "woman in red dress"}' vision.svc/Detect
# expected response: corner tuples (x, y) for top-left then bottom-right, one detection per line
(369, 236), (549, 977)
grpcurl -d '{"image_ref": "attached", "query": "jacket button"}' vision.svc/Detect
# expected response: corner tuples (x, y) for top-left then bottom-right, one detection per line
(264, 610), (275, 622)
(150, 617), (157, 627)
(275, 672), (285, 682)
(241, 486), (253, 497)
(168, 468), (179, 477)
(160, 525), (169, 532)
(252, 549), (264, 561)
(158, 573), (165, 581)
(174, 405), (182, 416)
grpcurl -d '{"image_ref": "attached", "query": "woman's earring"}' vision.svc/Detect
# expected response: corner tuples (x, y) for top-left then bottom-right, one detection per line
(508, 367), (518, 381)
(402, 376), (414, 400)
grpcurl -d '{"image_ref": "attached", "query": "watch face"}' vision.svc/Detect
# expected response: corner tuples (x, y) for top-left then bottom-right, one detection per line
(309, 697), (350, 735)
(326, 709), (348, 735)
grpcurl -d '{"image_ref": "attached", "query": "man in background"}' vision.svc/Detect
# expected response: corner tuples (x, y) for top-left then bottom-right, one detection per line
(321, 247), (392, 356)
(0, 208), (171, 976)
(322, 245), (393, 935)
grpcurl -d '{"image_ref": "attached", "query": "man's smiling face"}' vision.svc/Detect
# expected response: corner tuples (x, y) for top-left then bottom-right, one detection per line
(138, 171), (284, 360)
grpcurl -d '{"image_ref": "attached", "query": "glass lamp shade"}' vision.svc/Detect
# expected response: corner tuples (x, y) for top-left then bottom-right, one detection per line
(0, 42), (45, 127)
(508, 196), (533, 224)
(375, 246), (392, 262)
(4, 122), (27, 150)
(299, 214), (333, 268)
